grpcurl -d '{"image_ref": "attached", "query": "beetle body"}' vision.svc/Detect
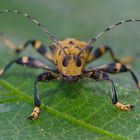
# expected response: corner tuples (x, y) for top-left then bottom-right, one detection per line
(0, 10), (140, 119)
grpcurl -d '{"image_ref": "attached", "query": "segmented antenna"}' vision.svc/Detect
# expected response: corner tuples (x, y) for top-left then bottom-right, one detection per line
(88, 19), (140, 45)
(0, 9), (67, 56)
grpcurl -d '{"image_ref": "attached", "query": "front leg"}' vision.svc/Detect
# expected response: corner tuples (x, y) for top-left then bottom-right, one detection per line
(85, 70), (134, 110)
(28, 71), (58, 120)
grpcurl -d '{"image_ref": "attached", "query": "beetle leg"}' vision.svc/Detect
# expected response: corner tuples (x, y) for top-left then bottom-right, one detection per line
(28, 72), (58, 120)
(86, 70), (134, 110)
(0, 56), (56, 76)
(88, 45), (134, 64)
(0, 33), (16, 51)
(0, 34), (53, 62)
(90, 62), (140, 89)
(16, 40), (53, 62)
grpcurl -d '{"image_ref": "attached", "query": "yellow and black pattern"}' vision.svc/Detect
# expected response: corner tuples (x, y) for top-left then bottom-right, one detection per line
(88, 45), (134, 64)
(87, 70), (134, 110)
(92, 62), (140, 89)
(15, 40), (53, 61)
(0, 34), (54, 62)
(28, 72), (58, 120)
(0, 56), (53, 77)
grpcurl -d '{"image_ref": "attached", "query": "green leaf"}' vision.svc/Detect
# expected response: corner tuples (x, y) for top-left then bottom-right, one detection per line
(0, 51), (140, 140)
(0, 0), (140, 140)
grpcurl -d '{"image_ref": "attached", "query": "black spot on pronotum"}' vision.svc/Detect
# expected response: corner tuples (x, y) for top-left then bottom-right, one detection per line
(69, 41), (74, 45)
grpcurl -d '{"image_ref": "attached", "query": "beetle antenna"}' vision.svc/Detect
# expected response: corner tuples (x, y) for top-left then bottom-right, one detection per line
(0, 9), (67, 56)
(88, 19), (140, 45)
(77, 45), (93, 57)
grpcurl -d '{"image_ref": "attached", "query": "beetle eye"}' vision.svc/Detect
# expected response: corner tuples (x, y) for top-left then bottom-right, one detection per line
(62, 56), (69, 67)
(74, 56), (81, 67)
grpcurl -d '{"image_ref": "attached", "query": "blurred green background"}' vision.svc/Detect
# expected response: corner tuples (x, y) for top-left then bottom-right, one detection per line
(0, 0), (140, 140)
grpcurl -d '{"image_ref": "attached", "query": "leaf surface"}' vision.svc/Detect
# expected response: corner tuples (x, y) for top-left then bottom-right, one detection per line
(0, 0), (140, 140)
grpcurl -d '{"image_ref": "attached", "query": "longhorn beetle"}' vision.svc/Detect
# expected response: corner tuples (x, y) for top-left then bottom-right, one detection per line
(0, 10), (140, 120)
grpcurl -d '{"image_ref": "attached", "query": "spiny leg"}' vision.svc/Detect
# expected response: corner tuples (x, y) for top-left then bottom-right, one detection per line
(0, 56), (55, 76)
(87, 45), (134, 64)
(28, 72), (58, 120)
(86, 70), (134, 110)
(0, 34), (53, 61)
(93, 62), (140, 89)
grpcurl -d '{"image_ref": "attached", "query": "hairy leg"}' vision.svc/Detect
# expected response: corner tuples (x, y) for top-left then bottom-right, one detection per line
(85, 70), (134, 110)
(28, 72), (58, 119)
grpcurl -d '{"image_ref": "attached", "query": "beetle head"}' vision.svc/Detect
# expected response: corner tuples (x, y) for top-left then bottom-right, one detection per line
(53, 39), (92, 82)
(55, 44), (87, 78)
(59, 54), (84, 83)
(60, 54), (84, 76)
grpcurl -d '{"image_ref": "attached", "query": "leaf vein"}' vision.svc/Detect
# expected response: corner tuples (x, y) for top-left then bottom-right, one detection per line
(0, 79), (129, 140)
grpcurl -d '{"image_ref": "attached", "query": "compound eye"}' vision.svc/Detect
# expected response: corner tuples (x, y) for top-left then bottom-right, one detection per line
(74, 56), (81, 67)
(62, 56), (69, 67)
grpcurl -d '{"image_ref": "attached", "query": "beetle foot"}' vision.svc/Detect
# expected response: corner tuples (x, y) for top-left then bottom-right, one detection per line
(115, 102), (134, 111)
(27, 106), (40, 120)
